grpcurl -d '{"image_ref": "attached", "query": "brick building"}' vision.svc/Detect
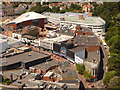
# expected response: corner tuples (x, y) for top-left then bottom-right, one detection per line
(6, 12), (47, 30)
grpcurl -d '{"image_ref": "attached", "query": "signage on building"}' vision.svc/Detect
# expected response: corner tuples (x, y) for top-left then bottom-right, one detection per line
(60, 47), (66, 56)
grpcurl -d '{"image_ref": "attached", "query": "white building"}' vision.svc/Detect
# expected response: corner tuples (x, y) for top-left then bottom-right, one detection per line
(0, 34), (21, 53)
(40, 35), (74, 50)
(0, 39), (8, 54)
(70, 46), (85, 64)
(43, 12), (106, 37)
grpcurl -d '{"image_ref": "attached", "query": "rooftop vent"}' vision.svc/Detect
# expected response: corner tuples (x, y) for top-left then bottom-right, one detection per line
(28, 54), (31, 56)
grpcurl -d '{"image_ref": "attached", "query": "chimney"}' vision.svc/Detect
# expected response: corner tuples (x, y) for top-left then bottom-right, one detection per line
(79, 15), (84, 20)
(10, 73), (13, 82)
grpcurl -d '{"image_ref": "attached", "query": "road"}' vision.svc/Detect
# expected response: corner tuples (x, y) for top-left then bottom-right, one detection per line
(93, 37), (109, 88)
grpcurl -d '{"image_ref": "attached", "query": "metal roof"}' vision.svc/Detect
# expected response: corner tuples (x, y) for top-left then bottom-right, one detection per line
(44, 12), (105, 26)
(8, 12), (46, 24)
(1, 51), (49, 66)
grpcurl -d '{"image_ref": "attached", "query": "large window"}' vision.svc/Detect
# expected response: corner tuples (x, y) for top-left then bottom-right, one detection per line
(44, 18), (47, 24)
(32, 19), (40, 26)
(17, 23), (22, 29)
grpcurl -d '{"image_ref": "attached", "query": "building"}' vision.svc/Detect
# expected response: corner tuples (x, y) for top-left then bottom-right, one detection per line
(0, 51), (50, 71)
(43, 72), (54, 81)
(14, 4), (28, 15)
(52, 26), (101, 76)
(3, 69), (70, 89)
(29, 60), (58, 74)
(0, 39), (8, 54)
(40, 34), (74, 50)
(70, 46), (85, 63)
(53, 27), (100, 63)
(6, 12), (47, 29)
(49, 3), (63, 9)
(43, 12), (105, 37)
(82, 4), (94, 12)
(0, 34), (21, 53)
(84, 50), (100, 76)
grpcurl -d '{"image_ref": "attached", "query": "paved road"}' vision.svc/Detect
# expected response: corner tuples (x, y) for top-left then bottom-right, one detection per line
(93, 37), (109, 88)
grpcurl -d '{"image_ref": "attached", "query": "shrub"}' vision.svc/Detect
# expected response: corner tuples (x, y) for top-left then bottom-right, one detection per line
(3, 78), (11, 85)
(84, 71), (93, 79)
(103, 71), (117, 86)
(76, 64), (85, 75)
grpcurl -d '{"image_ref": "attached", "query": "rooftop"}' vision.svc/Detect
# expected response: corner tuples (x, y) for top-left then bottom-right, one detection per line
(70, 46), (85, 52)
(44, 12), (105, 25)
(73, 35), (100, 46)
(85, 51), (100, 62)
(0, 34), (21, 45)
(42, 35), (74, 43)
(22, 34), (37, 40)
(1, 51), (49, 66)
(44, 72), (54, 77)
(8, 12), (46, 24)
(31, 60), (58, 71)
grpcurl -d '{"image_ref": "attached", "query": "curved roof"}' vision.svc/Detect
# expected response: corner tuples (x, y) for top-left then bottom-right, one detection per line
(44, 12), (105, 26)
(8, 12), (46, 24)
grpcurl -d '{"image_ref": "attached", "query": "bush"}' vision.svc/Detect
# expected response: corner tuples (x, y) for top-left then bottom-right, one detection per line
(3, 78), (11, 85)
(84, 71), (93, 79)
(76, 64), (85, 75)
(103, 71), (117, 86)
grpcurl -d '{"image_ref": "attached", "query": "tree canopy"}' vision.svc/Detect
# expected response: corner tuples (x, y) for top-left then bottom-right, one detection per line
(93, 2), (120, 87)
(108, 76), (120, 88)
(103, 71), (117, 86)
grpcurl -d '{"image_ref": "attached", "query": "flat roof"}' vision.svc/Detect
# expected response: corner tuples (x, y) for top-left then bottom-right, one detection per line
(73, 35), (100, 46)
(22, 34), (37, 40)
(1, 51), (49, 66)
(31, 60), (58, 71)
(44, 12), (105, 26)
(85, 51), (100, 62)
(0, 34), (21, 44)
(70, 46), (85, 52)
(8, 12), (46, 24)
(0, 38), (7, 43)
(42, 35), (74, 43)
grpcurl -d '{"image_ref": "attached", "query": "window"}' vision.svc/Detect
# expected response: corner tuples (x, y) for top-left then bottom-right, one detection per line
(17, 24), (22, 29)
(32, 19), (40, 26)
(44, 18), (47, 24)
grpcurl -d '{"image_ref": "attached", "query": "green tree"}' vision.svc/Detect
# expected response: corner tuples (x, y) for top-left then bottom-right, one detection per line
(108, 53), (120, 71)
(93, 2), (120, 87)
(76, 64), (85, 75)
(103, 71), (117, 86)
(70, 4), (82, 10)
(105, 26), (119, 41)
(30, 6), (41, 13)
(108, 76), (120, 88)
(107, 35), (120, 53)
(52, 7), (60, 13)
(59, 9), (66, 13)
(30, 5), (51, 13)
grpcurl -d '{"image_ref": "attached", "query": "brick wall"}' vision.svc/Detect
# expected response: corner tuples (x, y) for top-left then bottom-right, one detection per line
(86, 46), (100, 52)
